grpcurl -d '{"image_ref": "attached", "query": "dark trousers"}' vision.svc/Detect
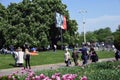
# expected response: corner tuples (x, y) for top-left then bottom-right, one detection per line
(65, 59), (71, 66)
(73, 58), (78, 66)
(25, 55), (31, 69)
(82, 56), (88, 65)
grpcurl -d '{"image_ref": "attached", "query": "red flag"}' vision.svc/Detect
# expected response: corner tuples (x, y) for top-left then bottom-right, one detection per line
(61, 16), (67, 30)
(63, 16), (67, 30)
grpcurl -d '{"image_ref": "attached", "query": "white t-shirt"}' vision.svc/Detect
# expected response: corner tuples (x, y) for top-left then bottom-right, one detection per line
(64, 51), (70, 61)
(17, 51), (24, 63)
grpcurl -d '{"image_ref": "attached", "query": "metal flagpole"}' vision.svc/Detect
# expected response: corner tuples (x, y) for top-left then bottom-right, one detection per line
(83, 21), (86, 43)
(60, 28), (63, 50)
(79, 10), (87, 44)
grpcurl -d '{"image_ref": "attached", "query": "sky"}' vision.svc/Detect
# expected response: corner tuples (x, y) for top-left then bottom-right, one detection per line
(0, 0), (120, 33)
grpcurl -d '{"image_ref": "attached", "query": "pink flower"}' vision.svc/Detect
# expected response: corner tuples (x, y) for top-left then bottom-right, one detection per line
(35, 75), (40, 80)
(62, 74), (77, 80)
(21, 70), (25, 74)
(8, 75), (12, 79)
(54, 73), (61, 76)
(29, 72), (35, 76)
(21, 67), (25, 71)
(16, 71), (19, 74)
(25, 77), (30, 80)
(43, 76), (51, 80)
(51, 75), (56, 79)
(32, 76), (35, 80)
(56, 76), (60, 80)
(80, 76), (87, 80)
(40, 74), (46, 79)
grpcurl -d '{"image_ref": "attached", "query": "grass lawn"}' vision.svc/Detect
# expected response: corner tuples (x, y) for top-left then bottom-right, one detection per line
(0, 50), (115, 69)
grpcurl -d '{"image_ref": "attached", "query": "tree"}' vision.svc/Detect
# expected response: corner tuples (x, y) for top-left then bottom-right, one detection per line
(94, 27), (112, 42)
(0, 0), (79, 49)
(113, 25), (120, 50)
(116, 25), (120, 31)
(114, 32), (120, 51)
(0, 3), (8, 48)
(85, 31), (97, 43)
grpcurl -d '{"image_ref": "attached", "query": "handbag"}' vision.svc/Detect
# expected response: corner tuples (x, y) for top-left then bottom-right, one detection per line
(68, 59), (71, 65)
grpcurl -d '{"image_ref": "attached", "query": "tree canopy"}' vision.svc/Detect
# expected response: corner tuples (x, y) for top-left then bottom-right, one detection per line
(0, 0), (79, 49)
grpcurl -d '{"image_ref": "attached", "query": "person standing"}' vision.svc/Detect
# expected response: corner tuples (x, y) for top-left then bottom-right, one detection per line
(115, 49), (120, 61)
(89, 47), (98, 62)
(53, 44), (57, 52)
(72, 49), (79, 66)
(9, 45), (14, 54)
(24, 48), (31, 69)
(64, 48), (71, 66)
(17, 47), (24, 67)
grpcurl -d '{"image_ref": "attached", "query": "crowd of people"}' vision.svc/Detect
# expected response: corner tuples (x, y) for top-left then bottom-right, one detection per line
(0, 44), (32, 69)
(64, 44), (103, 67)
(64, 43), (120, 67)
(0, 43), (120, 68)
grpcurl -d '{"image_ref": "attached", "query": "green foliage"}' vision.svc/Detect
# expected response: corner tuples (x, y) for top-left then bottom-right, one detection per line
(0, 74), (20, 80)
(86, 61), (120, 80)
(114, 32), (120, 50)
(35, 61), (120, 80)
(0, 0), (78, 48)
(86, 31), (98, 42)
(93, 27), (112, 42)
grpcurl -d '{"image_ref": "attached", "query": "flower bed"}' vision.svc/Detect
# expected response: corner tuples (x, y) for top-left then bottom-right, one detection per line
(0, 61), (120, 80)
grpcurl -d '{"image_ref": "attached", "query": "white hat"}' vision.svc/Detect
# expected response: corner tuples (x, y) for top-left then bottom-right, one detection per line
(65, 48), (68, 51)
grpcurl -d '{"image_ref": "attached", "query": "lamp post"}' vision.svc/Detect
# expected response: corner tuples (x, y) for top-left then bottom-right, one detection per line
(79, 10), (87, 44)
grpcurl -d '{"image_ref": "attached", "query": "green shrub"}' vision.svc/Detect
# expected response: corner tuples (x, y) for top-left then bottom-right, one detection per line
(114, 32), (120, 51)
(1, 61), (120, 80)
(35, 61), (120, 80)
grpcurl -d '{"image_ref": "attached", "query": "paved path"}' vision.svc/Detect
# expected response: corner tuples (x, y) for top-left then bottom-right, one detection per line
(0, 58), (115, 76)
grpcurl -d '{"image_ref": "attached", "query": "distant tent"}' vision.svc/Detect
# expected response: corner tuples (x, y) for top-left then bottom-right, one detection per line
(30, 48), (38, 55)
(30, 52), (38, 55)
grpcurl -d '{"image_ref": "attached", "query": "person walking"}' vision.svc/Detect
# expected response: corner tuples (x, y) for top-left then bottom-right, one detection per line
(64, 48), (71, 66)
(115, 49), (120, 61)
(53, 44), (57, 52)
(80, 44), (88, 65)
(13, 49), (19, 66)
(24, 48), (31, 69)
(72, 49), (79, 66)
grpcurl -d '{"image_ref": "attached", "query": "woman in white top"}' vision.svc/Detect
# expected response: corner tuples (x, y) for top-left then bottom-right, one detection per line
(17, 47), (24, 67)
(64, 48), (71, 66)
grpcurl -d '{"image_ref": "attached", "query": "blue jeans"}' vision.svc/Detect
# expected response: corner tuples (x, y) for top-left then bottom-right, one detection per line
(82, 56), (88, 65)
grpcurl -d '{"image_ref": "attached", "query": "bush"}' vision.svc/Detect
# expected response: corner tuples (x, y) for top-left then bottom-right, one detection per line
(114, 32), (120, 51)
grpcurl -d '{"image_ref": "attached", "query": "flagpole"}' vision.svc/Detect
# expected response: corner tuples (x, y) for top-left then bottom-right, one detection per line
(79, 10), (87, 44)
(55, 12), (66, 50)
(60, 28), (63, 50)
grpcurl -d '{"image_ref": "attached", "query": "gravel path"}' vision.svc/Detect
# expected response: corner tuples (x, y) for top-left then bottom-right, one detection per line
(0, 58), (115, 76)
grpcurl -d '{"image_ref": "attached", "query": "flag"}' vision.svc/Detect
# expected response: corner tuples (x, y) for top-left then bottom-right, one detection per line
(55, 12), (67, 30)
(62, 16), (67, 30)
